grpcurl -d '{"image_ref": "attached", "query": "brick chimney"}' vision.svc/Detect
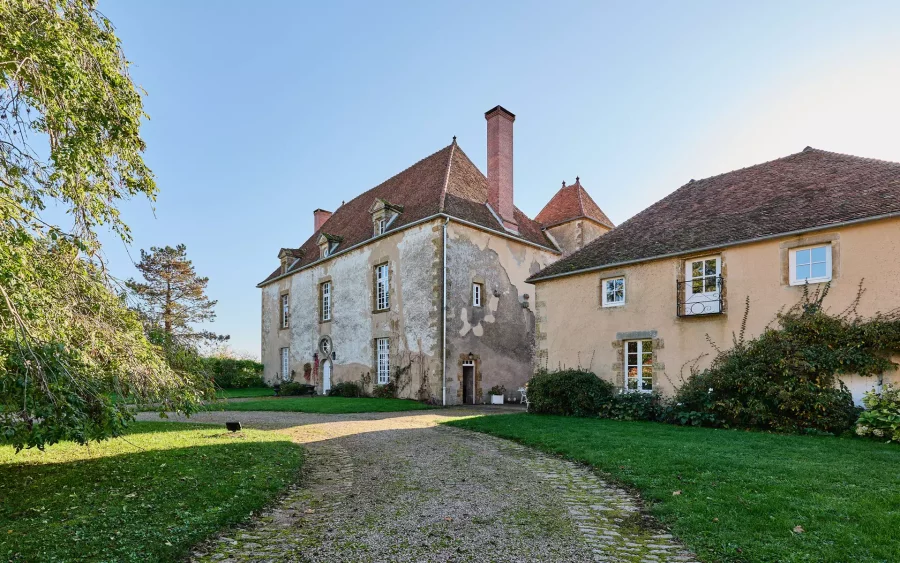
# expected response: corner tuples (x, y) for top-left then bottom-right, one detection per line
(314, 209), (332, 232)
(485, 105), (518, 232)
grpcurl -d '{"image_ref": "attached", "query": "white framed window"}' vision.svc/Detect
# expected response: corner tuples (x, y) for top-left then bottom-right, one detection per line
(375, 263), (389, 310)
(320, 281), (331, 321)
(625, 340), (653, 392)
(472, 282), (483, 307)
(683, 256), (721, 315)
(376, 337), (390, 384)
(601, 277), (625, 307)
(280, 347), (290, 381)
(281, 294), (290, 328)
(789, 244), (832, 286)
(376, 218), (387, 235)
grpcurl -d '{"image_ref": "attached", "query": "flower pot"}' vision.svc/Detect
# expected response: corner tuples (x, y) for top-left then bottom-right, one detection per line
(490, 394), (504, 405)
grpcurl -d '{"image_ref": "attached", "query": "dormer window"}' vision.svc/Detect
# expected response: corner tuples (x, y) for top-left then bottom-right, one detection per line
(369, 199), (404, 237)
(317, 233), (343, 259)
(277, 248), (304, 275)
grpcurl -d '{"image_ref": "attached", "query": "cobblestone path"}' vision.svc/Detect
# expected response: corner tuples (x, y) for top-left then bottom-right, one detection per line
(139, 408), (696, 562)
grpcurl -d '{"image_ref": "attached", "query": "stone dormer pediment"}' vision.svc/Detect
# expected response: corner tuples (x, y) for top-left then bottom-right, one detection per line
(369, 199), (404, 236)
(317, 233), (344, 258)
(278, 248), (304, 274)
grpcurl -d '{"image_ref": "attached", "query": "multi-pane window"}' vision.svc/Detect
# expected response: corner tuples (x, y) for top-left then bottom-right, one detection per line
(472, 282), (483, 307)
(376, 338), (390, 384)
(377, 218), (387, 235)
(625, 340), (653, 392)
(281, 294), (290, 328)
(320, 281), (331, 322)
(375, 263), (390, 310)
(280, 347), (290, 381)
(683, 256), (722, 315)
(601, 277), (625, 307)
(790, 244), (832, 285)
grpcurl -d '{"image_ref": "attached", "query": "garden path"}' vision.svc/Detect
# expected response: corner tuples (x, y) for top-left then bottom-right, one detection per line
(137, 408), (696, 563)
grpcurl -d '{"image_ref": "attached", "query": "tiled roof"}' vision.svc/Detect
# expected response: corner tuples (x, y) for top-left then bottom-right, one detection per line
(259, 141), (557, 286)
(529, 148), (900, 282)
(536, 178), (615, 229)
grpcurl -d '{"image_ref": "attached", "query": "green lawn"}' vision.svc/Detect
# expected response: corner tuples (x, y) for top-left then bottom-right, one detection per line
(447, 414), (900, 563)
(210, 396), (433, 414)
(0, 422), (302, 562)
(216, 386), (275, 399)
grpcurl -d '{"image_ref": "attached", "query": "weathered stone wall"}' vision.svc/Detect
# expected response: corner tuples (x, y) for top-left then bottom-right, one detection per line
(260, 220), (443, 399)
(534, 217), (900, 403)
(546, 219), (610, 257)
(445, 222), (557, 404)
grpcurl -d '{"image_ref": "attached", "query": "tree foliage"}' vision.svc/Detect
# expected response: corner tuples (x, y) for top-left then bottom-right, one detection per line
(0, 0), (204, 450)
(127, 244), (225, 345)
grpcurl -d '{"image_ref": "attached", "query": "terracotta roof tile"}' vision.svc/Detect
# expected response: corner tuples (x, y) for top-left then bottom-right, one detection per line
(530, 148), (900, 281)
(536, 179), (615, 229)
(260, 141), (555, 286)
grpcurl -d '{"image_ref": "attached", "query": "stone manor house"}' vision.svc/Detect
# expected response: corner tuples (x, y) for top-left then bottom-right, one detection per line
(258, 106), (613, 404)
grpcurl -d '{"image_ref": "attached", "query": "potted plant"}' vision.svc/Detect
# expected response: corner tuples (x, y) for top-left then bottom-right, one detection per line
(489, 385), (506, 405)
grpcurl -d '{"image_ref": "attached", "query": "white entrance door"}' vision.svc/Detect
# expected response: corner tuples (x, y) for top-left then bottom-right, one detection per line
(684, 256), (721, 315)
(322, 361), (332, 394)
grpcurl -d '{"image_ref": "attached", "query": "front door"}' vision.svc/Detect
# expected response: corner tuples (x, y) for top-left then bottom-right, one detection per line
(684, 256), (721, 315)
(322, 361), (332, 394)
(462, 363), (475, 405)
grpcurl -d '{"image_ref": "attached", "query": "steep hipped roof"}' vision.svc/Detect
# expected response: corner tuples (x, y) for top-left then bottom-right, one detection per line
(259, 141), (557, 286)
(536, 178), (615, 229)
(530, 148), (900, 282)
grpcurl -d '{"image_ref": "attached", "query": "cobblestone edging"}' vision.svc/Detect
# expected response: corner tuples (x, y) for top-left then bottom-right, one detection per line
(190, 441), (354, 563)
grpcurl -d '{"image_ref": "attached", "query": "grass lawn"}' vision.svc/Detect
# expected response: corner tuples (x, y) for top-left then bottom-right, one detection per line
(210, 396), (433, 414)
(447, 414), (900, 563)
(0, 422), (302, 563)
(216, 386), (275, 399)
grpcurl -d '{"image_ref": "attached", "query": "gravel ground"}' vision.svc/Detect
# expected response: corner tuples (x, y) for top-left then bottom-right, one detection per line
(137, 408), (695, 563)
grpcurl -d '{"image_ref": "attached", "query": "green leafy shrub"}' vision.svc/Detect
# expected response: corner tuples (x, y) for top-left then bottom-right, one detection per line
(328, 381), (366, 398)
(599, 392), (667, 421)
(672, 286), (890, 434)
(372, 382), (397, 399)
(204, 357), (265, 389)
(527, 369), (615, 417)
(856, 385), (900, 442)
(277, 382), (316, 396)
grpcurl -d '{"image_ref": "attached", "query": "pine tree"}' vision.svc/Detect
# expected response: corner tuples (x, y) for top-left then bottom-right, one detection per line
(127, 244), (221, 343)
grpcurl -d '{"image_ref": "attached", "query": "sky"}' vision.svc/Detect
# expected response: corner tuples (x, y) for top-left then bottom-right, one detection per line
(94, 0), (900, 358)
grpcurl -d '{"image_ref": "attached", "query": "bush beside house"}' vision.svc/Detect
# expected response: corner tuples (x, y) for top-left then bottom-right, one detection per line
(204, 357), (265, 389)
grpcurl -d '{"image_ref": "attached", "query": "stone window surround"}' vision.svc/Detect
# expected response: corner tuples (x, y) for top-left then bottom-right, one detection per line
(597, 271), (628, 309)
(472, 275), (486, 307)
(456, 353), (482, 404)
(279, 291), (290, 330)
(779, 232), (840, 286)
(611, 330), (664, 390)
(372, 259), (391, 313)
(319, 276), (332, 324)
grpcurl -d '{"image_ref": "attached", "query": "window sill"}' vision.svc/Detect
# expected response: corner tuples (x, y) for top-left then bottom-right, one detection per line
(319, 319), (332, 324)
(602, 302), (625, 308)
(789, 277), (832, 286)
(372, 308), (391, 314)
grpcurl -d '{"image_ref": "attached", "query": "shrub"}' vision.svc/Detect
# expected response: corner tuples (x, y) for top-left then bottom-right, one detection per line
(488, 385), (506, 396)
(600, 392), (667, 421)
(204, 357), (265, 389)
(372, 382), (396, 399)
(856, 385), (900, 443)
(671, 286), (885, 435)
(527, 369), (615, 417)
(277, 382), (315, 396)
(328, 381), (366, 398)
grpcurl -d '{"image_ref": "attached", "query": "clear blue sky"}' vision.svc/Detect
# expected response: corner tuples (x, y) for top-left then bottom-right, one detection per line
(97, 0), (900, 358)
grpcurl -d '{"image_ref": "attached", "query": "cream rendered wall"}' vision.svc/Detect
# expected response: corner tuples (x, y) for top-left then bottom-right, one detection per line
(546, 219), (610, 257)
(445, 222), (558, 404)
(260, 220), (443, 399)
(534, 217), (900, 403)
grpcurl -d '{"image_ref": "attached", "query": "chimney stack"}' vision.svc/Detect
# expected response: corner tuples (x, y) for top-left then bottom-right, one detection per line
(485, 105), (518, 232)
(314, 208), (332, 232)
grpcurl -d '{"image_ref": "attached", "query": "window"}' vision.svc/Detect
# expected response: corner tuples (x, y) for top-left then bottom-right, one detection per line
(625, 340), (653, 392)
(376, 338), (390, 384)
(682, 256), (722, 315)
(375, 263), (389, 310)
(281, 294), (290, 328)
(790, 244), (832, 285)
(601, 277), (625, 307)
(376, 218), (387, 235)
(472, 282), (483, 307)
(280, 347), (290, 381)
(320, 281), (331, 322)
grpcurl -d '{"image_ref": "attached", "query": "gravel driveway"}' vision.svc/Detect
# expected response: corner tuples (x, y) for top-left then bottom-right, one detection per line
(137, 408), (695, 563)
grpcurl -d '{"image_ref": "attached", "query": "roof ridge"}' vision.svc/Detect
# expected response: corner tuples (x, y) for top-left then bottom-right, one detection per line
(439, 137), (457, 213)
(801, 147), (900, 167)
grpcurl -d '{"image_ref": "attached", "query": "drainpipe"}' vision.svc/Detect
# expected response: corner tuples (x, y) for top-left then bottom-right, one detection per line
(441, 217), (450, 406)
